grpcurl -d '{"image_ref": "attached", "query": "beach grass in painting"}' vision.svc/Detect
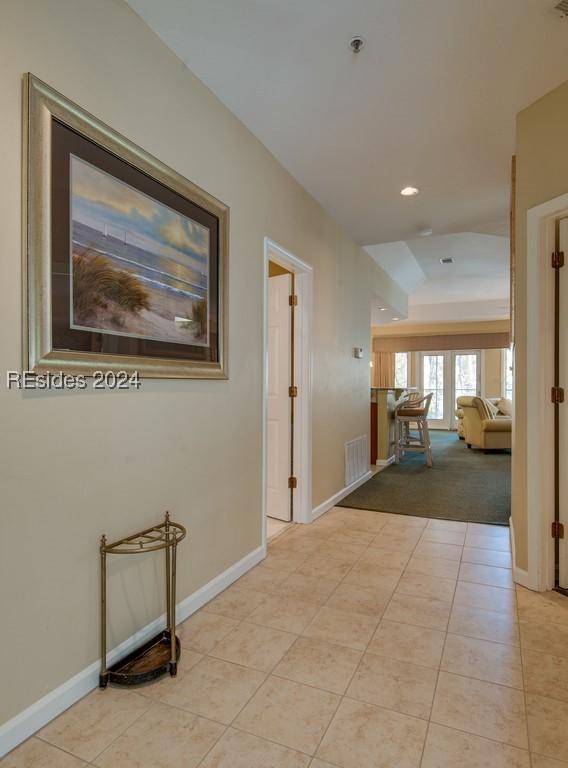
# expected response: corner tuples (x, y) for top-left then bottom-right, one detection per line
(70, 155), (210, 345)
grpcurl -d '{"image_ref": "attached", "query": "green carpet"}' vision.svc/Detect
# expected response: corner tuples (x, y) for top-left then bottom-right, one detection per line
(339, 432), (510, 525)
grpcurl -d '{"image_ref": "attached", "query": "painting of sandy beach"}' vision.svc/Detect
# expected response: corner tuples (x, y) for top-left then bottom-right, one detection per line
(70, 155), (210, 346)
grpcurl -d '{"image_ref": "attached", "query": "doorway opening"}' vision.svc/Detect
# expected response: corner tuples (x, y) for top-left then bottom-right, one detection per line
(262, 239), (313, 549)
(361, 340), (512, 526)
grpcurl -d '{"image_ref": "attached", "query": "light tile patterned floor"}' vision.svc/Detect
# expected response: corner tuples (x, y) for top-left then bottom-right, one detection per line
(267, 517), (292, 541)
(4, 507), (568, 768)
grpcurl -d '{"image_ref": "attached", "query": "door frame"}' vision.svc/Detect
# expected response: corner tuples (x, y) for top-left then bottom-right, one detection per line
(522, 193), (568, 591)
(262, 238), (313, 550)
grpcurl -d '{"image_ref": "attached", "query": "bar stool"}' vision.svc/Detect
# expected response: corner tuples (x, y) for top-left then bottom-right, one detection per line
(394, 392), (434, 467)
(399, 391), (422, 445)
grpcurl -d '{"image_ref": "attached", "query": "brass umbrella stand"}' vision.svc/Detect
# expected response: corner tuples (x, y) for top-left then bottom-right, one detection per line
(99, 511), (186, 688)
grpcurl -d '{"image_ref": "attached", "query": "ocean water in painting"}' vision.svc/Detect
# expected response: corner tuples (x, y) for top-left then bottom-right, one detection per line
(70, 155), (210, 345)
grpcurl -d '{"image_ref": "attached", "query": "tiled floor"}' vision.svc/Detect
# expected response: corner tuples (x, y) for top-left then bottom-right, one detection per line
(267, 517), (293, 541)
(4, 507), (568, 768)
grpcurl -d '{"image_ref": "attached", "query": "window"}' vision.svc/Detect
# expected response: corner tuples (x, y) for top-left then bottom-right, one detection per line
(503, 348), (513, 399)
(394, 352), (408, 388)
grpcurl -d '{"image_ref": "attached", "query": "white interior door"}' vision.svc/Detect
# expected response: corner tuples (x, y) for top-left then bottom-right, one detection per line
(267, 273), (292, 521)
(558, 218), (568, 589)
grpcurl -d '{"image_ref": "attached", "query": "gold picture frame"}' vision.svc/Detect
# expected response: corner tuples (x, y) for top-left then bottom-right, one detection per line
(23, 74), (229, 379)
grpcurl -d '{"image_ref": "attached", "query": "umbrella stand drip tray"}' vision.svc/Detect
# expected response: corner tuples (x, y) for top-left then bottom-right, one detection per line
(102, 630), (181, 688)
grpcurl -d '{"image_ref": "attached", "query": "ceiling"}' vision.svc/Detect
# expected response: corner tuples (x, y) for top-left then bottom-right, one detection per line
(367, 232), (510, 326)
(128, 0), (568, 247)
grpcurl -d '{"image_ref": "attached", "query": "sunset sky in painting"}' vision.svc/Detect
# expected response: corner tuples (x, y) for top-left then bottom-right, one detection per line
(70, 155), (209, 274)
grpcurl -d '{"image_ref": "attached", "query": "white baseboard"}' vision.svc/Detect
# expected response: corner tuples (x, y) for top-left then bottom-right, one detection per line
(512, 564), (534, 590)
(0, 544), (265, 759)
(311, 470), (373, 522)
(376, 456), (395, 467)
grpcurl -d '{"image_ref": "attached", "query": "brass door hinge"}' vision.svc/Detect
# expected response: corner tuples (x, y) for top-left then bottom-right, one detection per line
(288, 476), (297, 489)
(289, 294), (298, 306)
(288, 386), (298, 398)
(552, 251), (565, 269)
(551, 386), (565, 404)
(552, 521), (565, 539)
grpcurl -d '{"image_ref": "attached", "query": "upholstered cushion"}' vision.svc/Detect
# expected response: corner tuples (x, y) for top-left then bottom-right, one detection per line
(456, 396), (476, 407)
(398, 407), (427, 417)
(496, 398), (513, 417)
(481, 418), (512, 432)
(484, 398), (499, 418)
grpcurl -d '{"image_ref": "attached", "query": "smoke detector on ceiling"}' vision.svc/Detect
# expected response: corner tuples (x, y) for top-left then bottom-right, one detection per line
(440, 257), (454, 265)
(349, 36), (366, 53)
(554, 0), (568, 17)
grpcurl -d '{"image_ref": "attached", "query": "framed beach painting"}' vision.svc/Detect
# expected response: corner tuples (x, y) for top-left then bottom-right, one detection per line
(23, 74), (228, 378)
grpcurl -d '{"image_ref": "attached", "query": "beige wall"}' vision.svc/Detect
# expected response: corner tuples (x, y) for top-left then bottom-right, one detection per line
(0, 0), (401, 727)
(484, 349), (504, 398)
(513, 79), (568, 570)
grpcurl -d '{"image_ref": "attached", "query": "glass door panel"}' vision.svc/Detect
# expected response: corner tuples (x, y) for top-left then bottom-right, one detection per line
(394, 352), (409, 388)
(452, 351), (481, 429)
(422, 354), (446, 425)
(454, 352), (480, 401)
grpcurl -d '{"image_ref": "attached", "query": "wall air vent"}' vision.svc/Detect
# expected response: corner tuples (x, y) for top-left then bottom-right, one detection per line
(555, 0), (568, 17)
(439, 257), (454, 265)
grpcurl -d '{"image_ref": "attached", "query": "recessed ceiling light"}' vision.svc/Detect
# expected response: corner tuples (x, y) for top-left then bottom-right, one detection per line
(401, 186), (419, 197)
(379, 307), (387, 311)
(392, 317), (400, 321)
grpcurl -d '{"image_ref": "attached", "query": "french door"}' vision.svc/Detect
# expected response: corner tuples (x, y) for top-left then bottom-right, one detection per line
(420, 351), (481, 429)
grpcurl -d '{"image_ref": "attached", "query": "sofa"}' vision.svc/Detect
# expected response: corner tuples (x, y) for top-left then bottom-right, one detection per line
(456, 396), (512, 450)
(456, 397), (502, 438)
